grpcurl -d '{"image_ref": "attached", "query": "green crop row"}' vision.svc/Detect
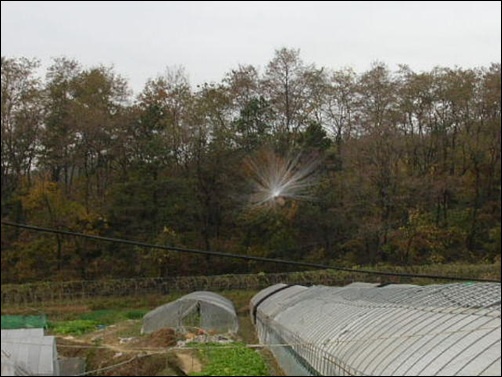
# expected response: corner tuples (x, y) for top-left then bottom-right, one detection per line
(189, 342), (269, 376)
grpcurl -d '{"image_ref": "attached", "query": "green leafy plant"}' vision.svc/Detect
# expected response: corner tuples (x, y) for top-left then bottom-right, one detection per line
(50, 319), (98, 335)
(189, 342), (268, 376)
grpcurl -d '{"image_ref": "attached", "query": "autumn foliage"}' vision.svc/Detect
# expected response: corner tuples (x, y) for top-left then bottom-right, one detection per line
(1, 50), (500, 283)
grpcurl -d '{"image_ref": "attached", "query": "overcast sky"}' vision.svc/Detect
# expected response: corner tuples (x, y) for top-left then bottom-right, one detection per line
(2, 1), (501, 95)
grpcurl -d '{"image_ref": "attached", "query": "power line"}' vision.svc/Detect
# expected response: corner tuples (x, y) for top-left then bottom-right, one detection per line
(1, 221), (500, 283)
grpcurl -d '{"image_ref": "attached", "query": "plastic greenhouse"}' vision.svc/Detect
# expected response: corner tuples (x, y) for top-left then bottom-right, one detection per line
(142, 291), (239, 334)
(251, 282), (501, 376)
(1, 329), (59, 376)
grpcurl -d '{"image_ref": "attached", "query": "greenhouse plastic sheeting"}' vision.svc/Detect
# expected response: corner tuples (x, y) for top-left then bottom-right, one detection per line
(1, 329), (59, 376)
(142, 291), (239, 334)
(251, 282), (501, 376)
(250, 283), (308, 325)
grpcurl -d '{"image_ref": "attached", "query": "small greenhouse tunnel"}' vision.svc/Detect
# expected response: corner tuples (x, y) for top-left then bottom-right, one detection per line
(141, 291), (239, 334)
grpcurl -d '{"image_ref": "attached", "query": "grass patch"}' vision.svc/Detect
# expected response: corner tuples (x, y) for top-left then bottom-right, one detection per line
(48, 308), (148, 336)
(78, 309), (120, 324)
(49, 319), (98, 335)
(188, 342), (269, 376)
(124, 309), (148, 320)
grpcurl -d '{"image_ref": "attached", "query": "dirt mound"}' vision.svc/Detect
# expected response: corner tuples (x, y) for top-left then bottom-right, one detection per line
(145, 327), (177, 348)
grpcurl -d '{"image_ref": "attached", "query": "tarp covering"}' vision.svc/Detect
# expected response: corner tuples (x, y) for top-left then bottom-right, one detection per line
(1, 329), (59, 376)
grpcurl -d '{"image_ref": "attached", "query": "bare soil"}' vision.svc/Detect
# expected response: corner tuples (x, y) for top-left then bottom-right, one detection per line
(56, 322), (187, 376)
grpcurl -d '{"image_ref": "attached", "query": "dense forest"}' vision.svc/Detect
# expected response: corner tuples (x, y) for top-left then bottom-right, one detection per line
(1, 48), (500, 283)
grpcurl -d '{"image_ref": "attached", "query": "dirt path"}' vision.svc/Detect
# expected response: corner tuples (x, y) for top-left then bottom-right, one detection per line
(57, 323), (206, 376)
(174, 351), (202, 374)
